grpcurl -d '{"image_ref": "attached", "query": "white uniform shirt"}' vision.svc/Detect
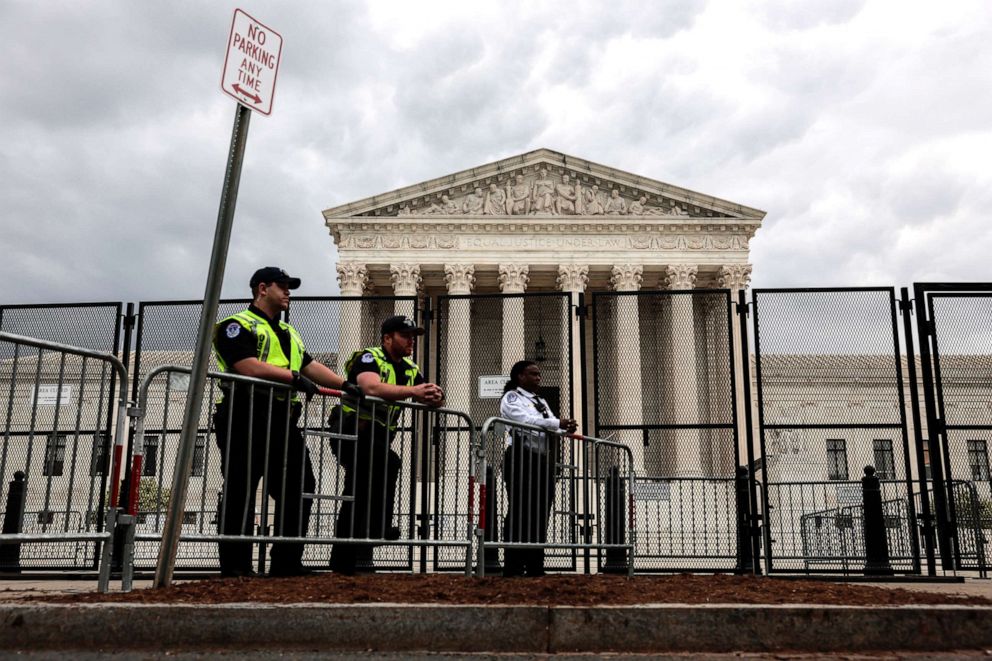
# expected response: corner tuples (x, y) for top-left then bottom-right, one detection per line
(499, 388), (561, 448)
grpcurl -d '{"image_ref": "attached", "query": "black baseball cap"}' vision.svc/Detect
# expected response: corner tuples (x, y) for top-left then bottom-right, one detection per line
(250, 267), (301, 290)
(381, 315), (425, 336)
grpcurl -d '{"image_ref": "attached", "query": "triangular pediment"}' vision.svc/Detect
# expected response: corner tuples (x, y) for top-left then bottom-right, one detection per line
(322, 149), (765, 221)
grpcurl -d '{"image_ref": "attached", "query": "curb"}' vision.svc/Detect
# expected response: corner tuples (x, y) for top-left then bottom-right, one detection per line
(2, 603), (991, 653)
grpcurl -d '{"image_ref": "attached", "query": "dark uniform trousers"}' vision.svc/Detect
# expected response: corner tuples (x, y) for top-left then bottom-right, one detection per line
(213, 394), (316, 574)
(502, 437), (558, 577)
(328, 417), (401, 573)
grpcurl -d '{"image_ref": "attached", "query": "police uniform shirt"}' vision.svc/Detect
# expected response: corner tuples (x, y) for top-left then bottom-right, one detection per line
(214, 304), (314, 371)
(500, 388), (561, 432)
(347, 349), (426, 387)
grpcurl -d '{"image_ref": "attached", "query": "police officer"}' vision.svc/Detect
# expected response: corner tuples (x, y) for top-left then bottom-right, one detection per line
(328, 315), (444, 574)
(212, 266), (362, 578)
(499, 360), (577, 577)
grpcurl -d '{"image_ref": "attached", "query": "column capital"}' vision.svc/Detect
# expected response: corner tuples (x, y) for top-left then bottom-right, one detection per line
(718, 263), (753, 291)
(665, 264), (698, 290)
(498, 263), (530, 294)
(336, 261), (368, 296)
(390, 263), (422, 296)
(557, 264), (589, 294)
(444, 264), (476, 294)
(610, 264), (643, 292)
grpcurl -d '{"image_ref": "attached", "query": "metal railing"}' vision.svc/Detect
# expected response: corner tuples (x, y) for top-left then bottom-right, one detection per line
(476, 416), (635, 577)
(0, 331), (130, 591)
(119, 365), (479, 587)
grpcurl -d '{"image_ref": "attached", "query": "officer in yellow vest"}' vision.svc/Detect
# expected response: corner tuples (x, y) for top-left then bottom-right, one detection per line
(212, 266), (361, 578)
(328, 315), (444, 574)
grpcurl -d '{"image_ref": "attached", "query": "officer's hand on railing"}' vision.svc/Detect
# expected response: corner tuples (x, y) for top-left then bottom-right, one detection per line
(560, 417), (578, 435)
(291, 371), (320, 400)
(342, 380), (364, 401)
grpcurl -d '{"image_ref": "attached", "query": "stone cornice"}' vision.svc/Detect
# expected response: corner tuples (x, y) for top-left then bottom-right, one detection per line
(322, 149), (766, 221)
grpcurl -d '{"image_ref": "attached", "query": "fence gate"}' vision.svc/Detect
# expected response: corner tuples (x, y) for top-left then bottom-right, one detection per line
(752, 288), (918, 574)
(129, 296), (420, 572)
(434, 291), (575, 571)
(0, 302), (123, 570)
(593, 289), (740, 572)
(914, 283), (992, 572)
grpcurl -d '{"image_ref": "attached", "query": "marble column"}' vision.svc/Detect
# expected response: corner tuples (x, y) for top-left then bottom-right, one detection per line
(336, 262), (368, 373)
(719, 263), (753, 476)
(443, 264), (476, 415)
(557, 265), (589, 430)
(498, 264), (529, 375)
(667, 264), (701, 477)
(610, 264), (644, 470)
(390, 263), (421, 320)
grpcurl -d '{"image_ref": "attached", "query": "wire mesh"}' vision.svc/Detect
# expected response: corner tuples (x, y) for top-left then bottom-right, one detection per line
(753, 288), (916, 573)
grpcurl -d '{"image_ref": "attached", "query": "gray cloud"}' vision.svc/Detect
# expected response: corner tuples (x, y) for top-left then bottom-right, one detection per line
(0, 0), (990, 305)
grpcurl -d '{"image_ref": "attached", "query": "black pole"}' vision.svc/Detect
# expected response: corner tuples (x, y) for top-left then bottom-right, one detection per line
(900, 288), (935, 575)
(862, 466), (894, 576)
(912, 284), (953, 568)
(602, 465), (626, 574)
(737, 290), (762, 574)
(0, 472), (26, 572)
(734, 466), (754, 574)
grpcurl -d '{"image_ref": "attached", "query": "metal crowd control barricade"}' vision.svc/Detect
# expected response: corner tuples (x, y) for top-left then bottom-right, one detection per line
(476, 417), (635, 577)
(126, 366), (479, 585)
(0, 331), (130, 592)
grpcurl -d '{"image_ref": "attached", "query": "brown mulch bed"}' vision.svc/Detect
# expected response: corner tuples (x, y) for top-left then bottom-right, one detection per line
(31, 573), (992, 607)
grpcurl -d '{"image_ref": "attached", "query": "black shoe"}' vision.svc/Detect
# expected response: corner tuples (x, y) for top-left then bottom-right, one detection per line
(220, 568), (258, 578)
(385, 526), (401, 541)
(267, 564), (314, 578)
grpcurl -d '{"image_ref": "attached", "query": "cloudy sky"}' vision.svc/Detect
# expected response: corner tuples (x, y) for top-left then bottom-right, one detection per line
(1, 0), (989, 305)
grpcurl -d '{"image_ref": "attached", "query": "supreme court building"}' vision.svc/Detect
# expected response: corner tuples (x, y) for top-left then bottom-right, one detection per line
(323, 149), (764, 479)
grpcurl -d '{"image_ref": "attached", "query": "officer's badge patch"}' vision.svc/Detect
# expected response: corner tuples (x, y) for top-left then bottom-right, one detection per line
(361, 353), (375, 363)
(225, 323), (240, 338)
(506, 392), (518, 403)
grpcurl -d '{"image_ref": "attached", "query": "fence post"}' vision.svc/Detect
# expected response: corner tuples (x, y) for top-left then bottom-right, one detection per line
(482, 466), (501, 575)
(602, 466), (627, 574)
(734, 466), (754, 574)
(0, 472), (26, 571)
(862, 466), (894, 576)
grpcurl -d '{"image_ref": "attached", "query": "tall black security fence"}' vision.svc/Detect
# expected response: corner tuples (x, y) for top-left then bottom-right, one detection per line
(0, 303), (123, 570)
(914, 283), (992, 572)
(593, 289), (740, 571)
(752, 288), (918, 574)
(129, 296), (423, 571)
(434, 292), (574, 569)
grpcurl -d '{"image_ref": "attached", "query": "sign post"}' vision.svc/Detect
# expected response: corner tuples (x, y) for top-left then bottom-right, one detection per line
(155, 9), (282, 589)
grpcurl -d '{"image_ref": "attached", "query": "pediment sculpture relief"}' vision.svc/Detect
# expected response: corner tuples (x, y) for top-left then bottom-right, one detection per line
(378, 167), (702, 218)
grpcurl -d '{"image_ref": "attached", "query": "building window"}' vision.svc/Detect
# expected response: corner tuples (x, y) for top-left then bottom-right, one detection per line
(182, 511), (198, 525)
(873, 439), (896, 480)
(43, 434), (66, 477)
(37, 510), (55, 525)
(90, 432), (109, 476)
(192, 435), (206, 477)
(826, 439), (848, 481)
(967, 440), (990, 481)
(143, 435), (159, 476)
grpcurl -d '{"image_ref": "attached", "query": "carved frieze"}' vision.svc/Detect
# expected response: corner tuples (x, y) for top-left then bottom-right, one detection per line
(357, 166), (720, 219)
(335, 228), (755, 254)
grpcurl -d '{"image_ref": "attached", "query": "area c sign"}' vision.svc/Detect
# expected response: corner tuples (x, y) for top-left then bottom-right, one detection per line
(220, 9), (282, 116)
